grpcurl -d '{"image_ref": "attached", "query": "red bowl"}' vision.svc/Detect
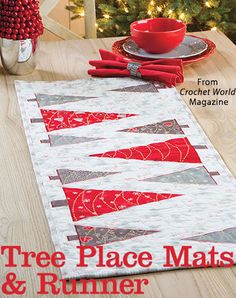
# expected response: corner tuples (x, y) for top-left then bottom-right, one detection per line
(130, 18), (186, 54)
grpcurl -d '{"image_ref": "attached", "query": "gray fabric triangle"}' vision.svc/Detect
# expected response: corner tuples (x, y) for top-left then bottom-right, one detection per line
(143, 167), (216, 185)
(110, 83), (165, 93)
(57, 169), (119, 184)
(36, 93), (95, 107)
(183, 228), (236, 244)
(49, 135), (104, 147)
(75, 225), (159, 246)
(120, 119), (184, 135)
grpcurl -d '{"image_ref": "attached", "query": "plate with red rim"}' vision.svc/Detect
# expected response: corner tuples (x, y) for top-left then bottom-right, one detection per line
(112, 35), (216, 65)
(123, 35), (208, 59)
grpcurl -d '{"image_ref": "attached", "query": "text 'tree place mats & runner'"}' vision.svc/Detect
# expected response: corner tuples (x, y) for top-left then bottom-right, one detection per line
(15, 77), (236, 279)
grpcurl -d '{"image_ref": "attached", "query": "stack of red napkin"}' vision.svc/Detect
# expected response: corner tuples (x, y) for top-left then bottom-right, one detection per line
(88, 49), (184, 87)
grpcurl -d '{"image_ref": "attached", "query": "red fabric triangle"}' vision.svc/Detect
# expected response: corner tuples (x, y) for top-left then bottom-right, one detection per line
(90, 137), (202, 163)
(63, 188), (182, 222)
(40, 109), (136, 132)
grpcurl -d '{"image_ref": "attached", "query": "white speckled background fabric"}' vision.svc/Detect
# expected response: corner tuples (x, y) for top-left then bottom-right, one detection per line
(15, 77), (236, 279)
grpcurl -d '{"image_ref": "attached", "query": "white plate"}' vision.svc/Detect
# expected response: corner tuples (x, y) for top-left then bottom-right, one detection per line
(123, 35), (208, 59)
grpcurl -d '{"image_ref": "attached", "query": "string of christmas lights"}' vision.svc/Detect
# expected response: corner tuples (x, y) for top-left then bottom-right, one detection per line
(66, 0), (235, 42)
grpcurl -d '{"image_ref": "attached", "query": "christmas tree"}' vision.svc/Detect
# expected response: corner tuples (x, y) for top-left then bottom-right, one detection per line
(90, 137), (202, 163)
(183, 227), (236, 244)
(67, 0), (236, 42)
(61, 187), (181, 221)
(31, 109), (136, 132)
(68, 225), (159, 245)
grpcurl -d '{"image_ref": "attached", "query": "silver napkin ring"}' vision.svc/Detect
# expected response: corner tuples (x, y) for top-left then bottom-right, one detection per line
(127, 62), (141, 78)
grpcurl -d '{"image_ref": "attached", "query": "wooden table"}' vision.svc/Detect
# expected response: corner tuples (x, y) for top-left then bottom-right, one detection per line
(0, 30), (236, 298)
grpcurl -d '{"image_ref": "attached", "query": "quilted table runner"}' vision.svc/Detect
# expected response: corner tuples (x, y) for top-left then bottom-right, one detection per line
(15, 78), (236, 279)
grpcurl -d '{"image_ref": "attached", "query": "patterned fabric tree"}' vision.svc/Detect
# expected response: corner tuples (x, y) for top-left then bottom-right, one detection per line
(183, 228), (236, 244)
(119, 119), (189, 135)
(143, 166), (219, 185)
(90, 137), (203, 164)
(110, 82), (167, 93)
(41, 135), (105, 147)
(50, 169), (119, 184)
(68, 225), (159, 245)
(28, 94), (96, 107)
(0, 0), (44, 40)
(31, 109), (136, 132)
(52, 188), (181, 221)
